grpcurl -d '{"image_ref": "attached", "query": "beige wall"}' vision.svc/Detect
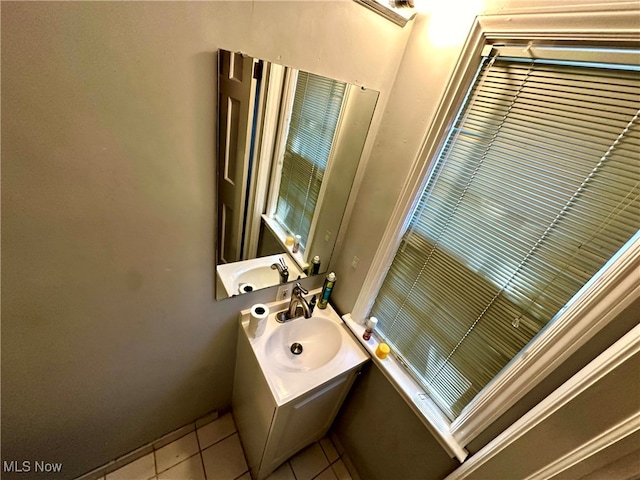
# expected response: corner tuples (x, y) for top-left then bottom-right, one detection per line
(334, 362), (461, 479)
(0, 2), (409, 478)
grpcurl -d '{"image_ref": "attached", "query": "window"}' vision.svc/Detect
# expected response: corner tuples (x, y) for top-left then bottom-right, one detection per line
(274, 71), (347, 250)
(370, 47), (639, 423)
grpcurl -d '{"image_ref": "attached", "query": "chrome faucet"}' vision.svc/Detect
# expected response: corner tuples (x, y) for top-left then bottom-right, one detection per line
(271, 258), (289, 284)
(276, 283), (312, 323)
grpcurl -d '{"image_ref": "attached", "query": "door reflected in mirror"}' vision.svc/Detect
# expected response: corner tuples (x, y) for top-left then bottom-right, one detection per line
(216, 49), (379, 300)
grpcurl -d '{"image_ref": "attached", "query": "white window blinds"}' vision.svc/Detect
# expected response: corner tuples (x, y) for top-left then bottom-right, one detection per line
(275, 72), (346, 248)
(371, 52), (640, 421)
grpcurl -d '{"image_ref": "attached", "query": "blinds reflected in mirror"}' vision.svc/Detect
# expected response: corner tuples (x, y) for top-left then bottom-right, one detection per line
(371, 53), (640, 420)
(275, 72), (346, 248)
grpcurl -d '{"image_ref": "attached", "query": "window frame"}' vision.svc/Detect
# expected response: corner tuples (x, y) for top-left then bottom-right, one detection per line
(347, 8), (640, 461)
(265, 68), (348, 269)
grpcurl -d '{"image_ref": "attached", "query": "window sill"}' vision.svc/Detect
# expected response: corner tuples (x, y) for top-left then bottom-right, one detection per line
(342, 313), (469, 463)
(261, 214), (309, 271)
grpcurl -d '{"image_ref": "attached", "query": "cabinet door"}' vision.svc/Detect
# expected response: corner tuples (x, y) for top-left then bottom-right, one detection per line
(260, 371), (356, 478)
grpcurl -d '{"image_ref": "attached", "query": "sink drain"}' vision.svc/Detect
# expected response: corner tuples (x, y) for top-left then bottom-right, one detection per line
(290, 343), (303, 355)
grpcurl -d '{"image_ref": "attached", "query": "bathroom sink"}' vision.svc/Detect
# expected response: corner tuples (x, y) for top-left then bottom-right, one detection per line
(266, 317), (343, 372)
(216, 253), (306, 298)
(234, 265), (286, 293)
(234, 292), (371, 480)
(238, 294), (369, 405)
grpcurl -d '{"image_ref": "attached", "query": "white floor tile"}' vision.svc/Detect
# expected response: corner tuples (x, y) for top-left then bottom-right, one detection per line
(157, 454), (205, 480)
(202, 433), (248, 480)
(265, 462), (296, 480)
(106, 453), (155, 480)
(290, 443), (330, 480)
(319, 437), (339, 464)
(315, 467), (338, 480)
(197, 412), (236, 450)
(331, 460), (352, 480)
(155, 432), (200, 473)
(91, 411), (364, 480)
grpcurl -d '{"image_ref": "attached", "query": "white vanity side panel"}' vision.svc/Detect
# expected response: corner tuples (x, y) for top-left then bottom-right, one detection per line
(232, 323), (277, 479)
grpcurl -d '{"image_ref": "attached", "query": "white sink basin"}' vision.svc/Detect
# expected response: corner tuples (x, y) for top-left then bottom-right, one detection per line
(239, 295), (369, 405)
(216, 253), (306, 299)
(234, 265), (285, 292)
(266, 317), (343, 372)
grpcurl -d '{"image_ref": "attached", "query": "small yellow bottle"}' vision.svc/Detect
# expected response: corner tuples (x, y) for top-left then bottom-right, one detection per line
(376, 342), (390, 360)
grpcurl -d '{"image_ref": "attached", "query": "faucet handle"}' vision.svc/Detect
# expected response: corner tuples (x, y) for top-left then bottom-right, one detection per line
(294, 282), (308, 295)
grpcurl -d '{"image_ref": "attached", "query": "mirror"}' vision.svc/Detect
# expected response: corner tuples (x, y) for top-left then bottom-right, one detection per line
(215, 50), (379, 300)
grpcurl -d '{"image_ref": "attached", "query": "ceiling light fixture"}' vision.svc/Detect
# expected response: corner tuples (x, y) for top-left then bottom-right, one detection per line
(353, 0), (419, 27)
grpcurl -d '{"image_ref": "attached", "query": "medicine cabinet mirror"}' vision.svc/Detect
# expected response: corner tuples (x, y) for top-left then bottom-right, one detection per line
(215, 49), (379, 300)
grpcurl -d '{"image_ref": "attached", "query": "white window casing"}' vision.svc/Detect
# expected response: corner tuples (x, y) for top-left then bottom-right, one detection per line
(347, 7), (640, 460)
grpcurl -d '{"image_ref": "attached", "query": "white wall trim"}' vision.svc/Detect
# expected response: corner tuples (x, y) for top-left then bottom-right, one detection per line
(444, 323), (640, 480)
(350, 6), (640, 451)
(478, 8), (640, 41)
(522, 411), (640, 480)
(265, 68), (296, 218)
(245, 62), (285, 259)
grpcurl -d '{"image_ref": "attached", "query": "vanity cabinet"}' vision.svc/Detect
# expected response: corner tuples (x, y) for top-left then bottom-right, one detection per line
(232, 322), (362, 480)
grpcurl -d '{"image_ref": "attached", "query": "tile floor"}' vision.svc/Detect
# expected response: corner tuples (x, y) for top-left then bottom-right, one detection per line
(96, 413), (352, 480)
